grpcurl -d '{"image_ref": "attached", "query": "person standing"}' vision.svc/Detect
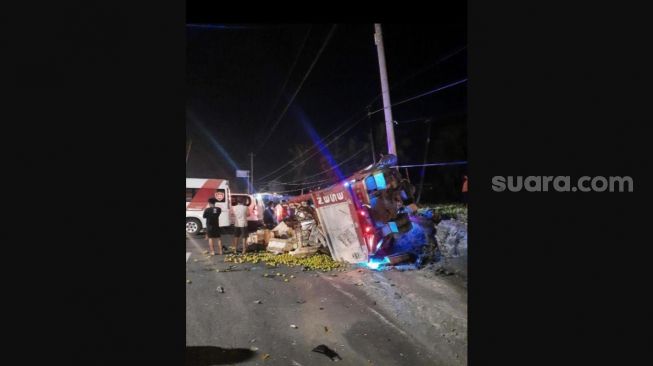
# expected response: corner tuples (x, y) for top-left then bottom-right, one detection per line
(203, 198), (222, 256)
(263, 201), (276, 229)
(232, 196), (249, 254)
(277, 200), (289, 222)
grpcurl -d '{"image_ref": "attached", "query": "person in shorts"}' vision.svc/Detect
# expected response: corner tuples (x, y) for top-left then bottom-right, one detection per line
(203, 198), (222, 255)
(232, 196), (249, 254)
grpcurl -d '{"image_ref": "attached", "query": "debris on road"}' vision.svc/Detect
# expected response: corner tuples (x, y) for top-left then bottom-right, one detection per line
(262, 353), (271, 360)
(267, 238), (293, 254)
(254, 300), (262, 304)
(186, 280), (192, 284)
(224, 252), (344, 271)
(272, 221), (292, 237)
(289, 245), (320, 258)
(386, 252), (412, 265)
(216, 286), (224, 293)
(312, 344), (342, 361)
(290, 324), (298, 329)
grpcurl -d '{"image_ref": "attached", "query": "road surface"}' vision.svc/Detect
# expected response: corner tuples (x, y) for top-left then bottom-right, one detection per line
(186, 234), (467, 366)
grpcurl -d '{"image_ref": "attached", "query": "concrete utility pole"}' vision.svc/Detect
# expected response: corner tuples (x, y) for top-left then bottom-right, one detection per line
(374, 23), (397, 158)
(249, 152), (254, 194)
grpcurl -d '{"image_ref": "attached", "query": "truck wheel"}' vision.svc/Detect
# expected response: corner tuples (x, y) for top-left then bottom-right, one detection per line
(186, 218), (202, 235)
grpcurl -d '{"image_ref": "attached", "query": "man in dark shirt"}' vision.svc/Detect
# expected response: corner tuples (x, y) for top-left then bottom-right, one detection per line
(203, 198), (222, 255)
(263, 201), (277, 229)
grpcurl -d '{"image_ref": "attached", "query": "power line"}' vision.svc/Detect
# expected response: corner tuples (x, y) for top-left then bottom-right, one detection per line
(255, 26), (313, 145)
(261, 180), (330, 194)
(255, 109), (368, 183)
(282, 145), (369, 183)
(264, 160), (468, 194)
(366, 45), (467, 109)
(256, 114), (369, 184)
(394, 117), (431, 124)
(393, 160), (467, 169)
(256, 24), (338, 153)
(257, 76), (464, 184)
(369, 78), (468, 116)
(270, 176), (334, 186)
(262, 78), (467, 182)
(258, 78), (465, 183)
(256, 46), (467, 183)
(260, 77), (466, 181)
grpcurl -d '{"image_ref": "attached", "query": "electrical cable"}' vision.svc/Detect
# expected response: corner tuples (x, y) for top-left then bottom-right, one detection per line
(256, 24), (338, 152)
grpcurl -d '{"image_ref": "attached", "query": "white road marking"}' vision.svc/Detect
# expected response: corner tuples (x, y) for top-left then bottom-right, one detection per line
(186, 252), (191, 262)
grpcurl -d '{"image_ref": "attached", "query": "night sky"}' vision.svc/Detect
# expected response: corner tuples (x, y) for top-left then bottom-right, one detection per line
(186, 21), (466, 202)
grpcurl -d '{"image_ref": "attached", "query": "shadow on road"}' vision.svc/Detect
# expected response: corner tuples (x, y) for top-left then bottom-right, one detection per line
(186, 346), (256, 366)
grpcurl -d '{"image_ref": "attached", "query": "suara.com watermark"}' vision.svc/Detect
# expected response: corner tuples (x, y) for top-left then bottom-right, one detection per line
(492, 176), (634, 192)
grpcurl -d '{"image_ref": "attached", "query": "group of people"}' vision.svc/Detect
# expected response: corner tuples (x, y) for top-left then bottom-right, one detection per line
(202, 196), (249, 256)
(262, 199), (312, 229)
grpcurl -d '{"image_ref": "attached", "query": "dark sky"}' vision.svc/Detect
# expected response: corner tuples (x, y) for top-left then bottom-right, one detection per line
(186, 20), (467, 201)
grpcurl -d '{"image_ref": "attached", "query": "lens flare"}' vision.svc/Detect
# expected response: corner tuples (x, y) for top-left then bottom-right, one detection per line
(365, 256), (390, 270)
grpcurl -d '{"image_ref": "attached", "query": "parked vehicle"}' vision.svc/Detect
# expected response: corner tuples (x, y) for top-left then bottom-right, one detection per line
(186, 178), (232, 235)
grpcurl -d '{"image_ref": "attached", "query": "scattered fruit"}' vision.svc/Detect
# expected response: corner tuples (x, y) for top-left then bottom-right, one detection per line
(224, 253), (343, 271)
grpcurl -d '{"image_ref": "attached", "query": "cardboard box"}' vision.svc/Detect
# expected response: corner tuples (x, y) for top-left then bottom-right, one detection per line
(267, 238), (293, 254)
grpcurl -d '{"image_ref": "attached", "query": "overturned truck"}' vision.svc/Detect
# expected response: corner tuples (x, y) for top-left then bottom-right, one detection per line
(290, 154), (423, 267)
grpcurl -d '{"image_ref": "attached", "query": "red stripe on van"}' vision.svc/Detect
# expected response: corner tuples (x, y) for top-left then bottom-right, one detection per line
(187, 179), (223, 210)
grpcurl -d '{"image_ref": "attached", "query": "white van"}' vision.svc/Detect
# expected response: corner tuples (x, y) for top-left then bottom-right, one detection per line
(186, 178), (232, 235)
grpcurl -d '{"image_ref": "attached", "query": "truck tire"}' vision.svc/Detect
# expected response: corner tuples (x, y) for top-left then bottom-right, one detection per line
(186, 218), (202, 235)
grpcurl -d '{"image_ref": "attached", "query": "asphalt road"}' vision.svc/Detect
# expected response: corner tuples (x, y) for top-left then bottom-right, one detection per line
(186, 234), (467, 366)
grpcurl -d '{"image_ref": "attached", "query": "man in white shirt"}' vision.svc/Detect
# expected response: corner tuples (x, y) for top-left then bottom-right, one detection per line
(232, 196), (249, 254)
